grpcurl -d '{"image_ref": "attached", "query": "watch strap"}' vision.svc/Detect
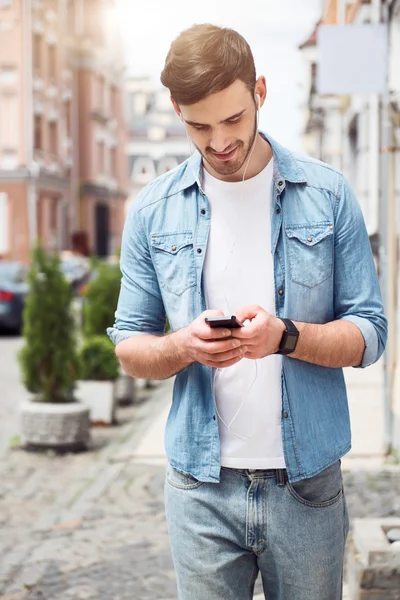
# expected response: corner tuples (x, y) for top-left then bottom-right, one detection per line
(276, 318), (299, 355)
(279, 318), (298, 335)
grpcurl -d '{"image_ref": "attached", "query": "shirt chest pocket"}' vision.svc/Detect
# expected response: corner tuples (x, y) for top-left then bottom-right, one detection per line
(151, 231), (196, 296)
(284, 222), (334, 288)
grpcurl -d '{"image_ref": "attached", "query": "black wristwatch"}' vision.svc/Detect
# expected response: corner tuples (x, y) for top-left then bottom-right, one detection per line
(276, 318), (299, 355)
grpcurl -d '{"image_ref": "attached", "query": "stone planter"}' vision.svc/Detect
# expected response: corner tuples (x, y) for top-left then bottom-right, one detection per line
(76, 380), (116, 425)
(347, 518), (400, 599)
(113, 371), (136, 407)
(20, 400), (90, 451)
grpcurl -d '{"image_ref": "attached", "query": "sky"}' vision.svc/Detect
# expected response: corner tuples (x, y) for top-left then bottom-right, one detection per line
(115, 0), (322, 151)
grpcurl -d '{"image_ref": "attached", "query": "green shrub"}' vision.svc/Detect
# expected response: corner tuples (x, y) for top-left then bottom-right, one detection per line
(83, 262), (121, 337)
(18, 244), (79, 403)
(79, 336), (119, 381)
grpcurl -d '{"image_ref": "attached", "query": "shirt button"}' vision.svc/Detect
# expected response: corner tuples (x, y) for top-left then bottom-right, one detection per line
(197, 248), (202, 254)
(213, 415), (216, 420)
(307, 237), (313, 243)
(201, 209), (206, 215)
(276, 208), (281, 214)
(171, 245), (177, 251)
(278, 180), (284, 187)
(278, 289), (284, 296)
(283, 412), (289, 418)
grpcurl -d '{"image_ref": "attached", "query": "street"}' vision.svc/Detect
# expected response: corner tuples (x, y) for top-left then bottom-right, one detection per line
(0, 334), (25, 455)
(0, 335), (399, 599)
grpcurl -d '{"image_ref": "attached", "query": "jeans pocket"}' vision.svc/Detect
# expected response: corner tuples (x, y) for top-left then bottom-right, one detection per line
(287, 460), (343, 508)
(285, 222), (333, 288)
(166, 464), (204, 490)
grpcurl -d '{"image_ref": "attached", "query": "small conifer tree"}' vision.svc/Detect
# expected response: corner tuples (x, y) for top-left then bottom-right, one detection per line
(83, 262), (121, 337)
(18, 245), (80, 403)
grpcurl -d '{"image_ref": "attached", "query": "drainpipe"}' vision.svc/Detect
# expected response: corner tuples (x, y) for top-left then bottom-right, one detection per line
(379, 0), (395, 454)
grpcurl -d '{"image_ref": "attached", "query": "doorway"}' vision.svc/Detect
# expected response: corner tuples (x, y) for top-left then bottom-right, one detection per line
(95, 202), (110, 257)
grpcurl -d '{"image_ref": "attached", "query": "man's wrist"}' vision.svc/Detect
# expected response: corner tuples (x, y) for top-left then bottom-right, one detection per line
(167, 328), (194, 369)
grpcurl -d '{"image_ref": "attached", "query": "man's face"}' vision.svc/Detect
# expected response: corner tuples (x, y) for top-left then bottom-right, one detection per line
(177, 80), (258, 179)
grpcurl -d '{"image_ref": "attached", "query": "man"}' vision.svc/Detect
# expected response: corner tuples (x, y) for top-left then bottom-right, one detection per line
(108, 24), (387, 600)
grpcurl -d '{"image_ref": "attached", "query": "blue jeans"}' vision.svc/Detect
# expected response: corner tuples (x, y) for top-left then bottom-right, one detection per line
(164, 460), (349, 600)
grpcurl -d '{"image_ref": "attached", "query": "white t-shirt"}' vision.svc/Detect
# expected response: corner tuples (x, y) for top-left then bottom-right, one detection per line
(203, 160), (285, 469)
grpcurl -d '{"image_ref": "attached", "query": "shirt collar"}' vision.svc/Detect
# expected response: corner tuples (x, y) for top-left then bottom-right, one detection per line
(182, 131), (307, 193)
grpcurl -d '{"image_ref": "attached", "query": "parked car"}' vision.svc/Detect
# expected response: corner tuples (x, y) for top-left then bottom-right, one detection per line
(0, 262), (29, 332)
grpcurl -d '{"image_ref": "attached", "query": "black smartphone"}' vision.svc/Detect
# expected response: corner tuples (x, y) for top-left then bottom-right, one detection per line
(205, 315), (243, 328)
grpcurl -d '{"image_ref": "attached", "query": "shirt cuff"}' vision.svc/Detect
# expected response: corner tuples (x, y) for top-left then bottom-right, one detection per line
(107, 327), (149, 347)
(340, 315), (378, 368)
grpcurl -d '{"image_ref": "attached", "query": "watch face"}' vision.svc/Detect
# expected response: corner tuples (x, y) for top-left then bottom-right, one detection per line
(285, 335), (298, 351)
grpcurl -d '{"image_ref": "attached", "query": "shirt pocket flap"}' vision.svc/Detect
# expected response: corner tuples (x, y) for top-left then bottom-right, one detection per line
(151, 231), (194, 254)
(284, 223), (333, 247)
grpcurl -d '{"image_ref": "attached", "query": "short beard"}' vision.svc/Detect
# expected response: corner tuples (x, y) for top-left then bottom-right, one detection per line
(194, 114), (258, 177)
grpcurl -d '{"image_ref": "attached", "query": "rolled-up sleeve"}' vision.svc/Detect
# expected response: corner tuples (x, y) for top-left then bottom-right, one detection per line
(107, 198), (166, 347)
(334, 176), (387, 368)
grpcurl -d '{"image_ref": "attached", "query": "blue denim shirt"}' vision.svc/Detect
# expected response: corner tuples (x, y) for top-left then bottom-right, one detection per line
(107, 133), (387, 483)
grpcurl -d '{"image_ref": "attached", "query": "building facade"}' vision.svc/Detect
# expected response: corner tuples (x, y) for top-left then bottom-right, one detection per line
(0, 0), (128, 262)
(300, 0), (400, 453)
(299, 0), (382, 241)
(125, 77), (188, 209)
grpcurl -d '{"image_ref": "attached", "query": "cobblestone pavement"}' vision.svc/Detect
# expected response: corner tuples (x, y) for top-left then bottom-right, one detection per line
(0, 384), (399, 599)
(0, 335), (399, 599)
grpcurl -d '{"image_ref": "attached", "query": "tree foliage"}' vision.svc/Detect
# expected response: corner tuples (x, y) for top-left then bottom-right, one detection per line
(79, 336), (119, 381)
(18, 245), (79, 403)
(83, 262), (121, 337)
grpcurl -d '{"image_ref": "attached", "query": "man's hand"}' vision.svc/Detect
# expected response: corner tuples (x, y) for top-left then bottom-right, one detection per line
(230, 305), (286, 359)
(178, 310), (247, 369)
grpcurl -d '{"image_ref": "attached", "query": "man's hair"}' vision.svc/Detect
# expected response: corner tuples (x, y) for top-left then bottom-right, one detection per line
(160, 24), (256, 105)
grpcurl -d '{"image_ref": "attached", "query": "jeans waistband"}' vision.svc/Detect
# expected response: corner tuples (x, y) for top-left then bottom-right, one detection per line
(221, 467), (288, 486)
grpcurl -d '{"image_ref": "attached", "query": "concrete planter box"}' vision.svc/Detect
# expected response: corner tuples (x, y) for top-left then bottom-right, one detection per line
(20, 400), (90, 451)
(347, 518), (400, 599)
(76, 380), (117, 425)
(114, 372), (136, 407)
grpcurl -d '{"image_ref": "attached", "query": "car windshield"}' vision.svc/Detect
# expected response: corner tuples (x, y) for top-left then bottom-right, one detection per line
(0, 262), (27, 283)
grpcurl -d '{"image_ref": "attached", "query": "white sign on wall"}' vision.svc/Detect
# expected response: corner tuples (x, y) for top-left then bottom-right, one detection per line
(0, 193), (9, 254)
(317, 24), (388, 95)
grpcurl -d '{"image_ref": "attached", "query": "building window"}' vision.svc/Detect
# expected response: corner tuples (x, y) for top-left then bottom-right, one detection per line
(98, 140), (105, 173)
(49, 121), (57, 155)
(0, 149), (17, 169)
(132, 158), (156, 183)
(97, 75), (105, 111)
(34, 115), (42, 150)
(0, 65), (17, 84)
(158, 157), (178, 175)
(49, 198), (58, 230)
(65, 100), (71, 135)
(67, 0), (76, 34)
(110, 85), (117, 116)
(48, 44), (57, 80)
(33, 33), (42, 71)
(110, 147), (117, 176)
(0, 93), (18, 149)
